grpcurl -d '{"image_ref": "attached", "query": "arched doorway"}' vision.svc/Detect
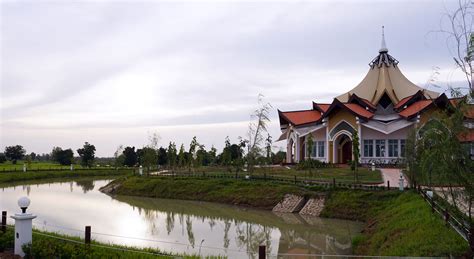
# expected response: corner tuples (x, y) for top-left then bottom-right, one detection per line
(334, 134), (352, 164)
(341, 139), (352, 164)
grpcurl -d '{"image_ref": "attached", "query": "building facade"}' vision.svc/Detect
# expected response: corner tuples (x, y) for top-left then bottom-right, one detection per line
(278, 34), (474, 164)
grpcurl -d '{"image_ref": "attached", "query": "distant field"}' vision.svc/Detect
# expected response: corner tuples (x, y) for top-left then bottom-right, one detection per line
(0, 161), (113, 171)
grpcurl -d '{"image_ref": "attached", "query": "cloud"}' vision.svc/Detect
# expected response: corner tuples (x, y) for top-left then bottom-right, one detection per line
(0, 0), (468, 156)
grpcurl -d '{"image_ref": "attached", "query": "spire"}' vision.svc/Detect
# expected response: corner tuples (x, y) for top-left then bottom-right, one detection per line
(379, 26), (388, 53)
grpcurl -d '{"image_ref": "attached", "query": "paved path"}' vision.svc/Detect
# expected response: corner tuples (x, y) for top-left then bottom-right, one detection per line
(378, 168), (409, 187)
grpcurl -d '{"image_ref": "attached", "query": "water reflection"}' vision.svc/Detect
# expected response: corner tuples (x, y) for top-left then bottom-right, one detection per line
(0, 180), (363, 258)
(75, 180), (95, 193)
(114, 194), (362, 258)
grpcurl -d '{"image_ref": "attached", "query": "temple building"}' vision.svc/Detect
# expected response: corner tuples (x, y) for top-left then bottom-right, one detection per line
(278, 30), (474, 164)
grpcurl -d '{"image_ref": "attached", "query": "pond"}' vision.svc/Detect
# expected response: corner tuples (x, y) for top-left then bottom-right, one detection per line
(0, 179), (363, 258)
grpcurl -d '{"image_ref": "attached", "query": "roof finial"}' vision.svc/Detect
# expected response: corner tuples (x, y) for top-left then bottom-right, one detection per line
(379, 26), (388, 53)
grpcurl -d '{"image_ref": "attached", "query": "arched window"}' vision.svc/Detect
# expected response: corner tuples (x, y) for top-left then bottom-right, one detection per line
(330, 121), (355, 139)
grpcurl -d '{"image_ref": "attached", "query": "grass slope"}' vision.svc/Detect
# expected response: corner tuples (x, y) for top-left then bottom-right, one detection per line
(321, 190), (468, 257)
(106, 176), (321, 209)
(0, 227), (223, 258)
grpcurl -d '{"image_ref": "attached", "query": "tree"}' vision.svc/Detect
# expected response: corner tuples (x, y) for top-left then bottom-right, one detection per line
(114, 145), (124, 168)
(196, 145), (206, 167)
(245, 94), (272, 172)
(0, 153), (6, 163)
(4, 145), (26, 164)
(141, 132), (160, 173)
(178, 144), (187, 168)
(167, 142), (177, 169)
(51, 147), (74, 165)
(438, 0), (474, 94)
(57, 149), (74, 165)
(272, 150), (286, 164)
(221, 137), (232, 167)
(51, 147), (63, 163)
(405, 128), (421, 188)
(188, 136), (199, 171)
(351, 130), (360, 183)
(77, 142), (96, 168)
(418, 100), (473, 217)
(141, 147), (158, 173)
(157, 147), (167, 166)
(122, 146), (138, 167)
(30, 152), (36, 161)
(265, 134), (272, 165)
(208, 146), (217, 166)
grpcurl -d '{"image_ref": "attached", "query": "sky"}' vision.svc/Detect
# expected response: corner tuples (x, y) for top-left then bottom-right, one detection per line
(0, 0), (469, 157)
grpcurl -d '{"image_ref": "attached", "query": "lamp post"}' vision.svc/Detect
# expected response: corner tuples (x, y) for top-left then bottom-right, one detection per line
(11, 197), (36, 257)
(399, 172), (404, 191)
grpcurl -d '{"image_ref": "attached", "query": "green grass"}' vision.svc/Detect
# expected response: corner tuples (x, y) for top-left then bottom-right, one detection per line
(174, 166), (383, 184)
(0, 169), (133, 187)
(0, 226), (224, 258)
(0, 161), (123, 171)
(105, 176), (323, 209)
(0, 161), (85, 171)
(321, 190), (469, 257)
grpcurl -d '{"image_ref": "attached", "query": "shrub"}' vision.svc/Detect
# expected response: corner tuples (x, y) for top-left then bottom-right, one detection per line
(296, 159), (332, 170)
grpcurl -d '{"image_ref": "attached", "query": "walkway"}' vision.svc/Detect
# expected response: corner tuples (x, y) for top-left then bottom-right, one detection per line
(378, 168), (409, 187)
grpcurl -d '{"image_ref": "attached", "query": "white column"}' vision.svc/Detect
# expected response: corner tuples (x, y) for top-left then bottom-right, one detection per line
(295, 135), (300, 162)
(358, 123), (362, 163)
(324, 119), (329, 163)
(286, 140), (291, 163)
(11, 197), (36, 257)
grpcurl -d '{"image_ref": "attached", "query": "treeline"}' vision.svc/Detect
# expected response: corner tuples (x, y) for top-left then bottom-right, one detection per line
(0, 137), (286, 170)
(0, 142), (97, 168)
(115, 136), (286, 171)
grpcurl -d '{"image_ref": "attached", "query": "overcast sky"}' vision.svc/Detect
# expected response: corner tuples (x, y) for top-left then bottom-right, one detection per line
(0, 0), (468, 157)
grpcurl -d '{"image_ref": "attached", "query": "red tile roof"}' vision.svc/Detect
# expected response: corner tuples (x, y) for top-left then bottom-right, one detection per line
(459, 129), (474, 142)
(394, 95), (413, 109)
(314, 103), (330, 112)
(281, 110), (322, 126)
(398, 100), (433, 118)
(466, 104), (474, 119)
(360, 97), (376, 109)
(343, 103), (374, 119)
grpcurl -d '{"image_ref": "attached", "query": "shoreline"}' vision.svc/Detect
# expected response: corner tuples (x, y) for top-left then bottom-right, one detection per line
(1, 174), (469, 257)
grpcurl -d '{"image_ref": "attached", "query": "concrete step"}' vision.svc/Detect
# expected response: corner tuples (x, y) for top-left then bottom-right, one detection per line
(299, 197), (325, 217)
(272, 194), (306, 213)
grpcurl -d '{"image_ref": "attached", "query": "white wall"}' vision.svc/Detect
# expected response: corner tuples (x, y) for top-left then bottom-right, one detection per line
(360, 125), (413, 164)
(305, 128), (327, 162)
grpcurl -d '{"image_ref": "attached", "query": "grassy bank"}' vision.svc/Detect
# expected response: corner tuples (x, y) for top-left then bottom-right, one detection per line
(321, 190), (468, 257)
(0, 227), (222, 258)
(104, 176), (322, 209)
(252, 166), (383, 184)
(169, 166), (383, 184)
(0, 169), (132, 186)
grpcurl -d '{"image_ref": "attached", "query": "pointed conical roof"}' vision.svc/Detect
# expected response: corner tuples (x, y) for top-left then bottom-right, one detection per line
(336, 29), (439, 104)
